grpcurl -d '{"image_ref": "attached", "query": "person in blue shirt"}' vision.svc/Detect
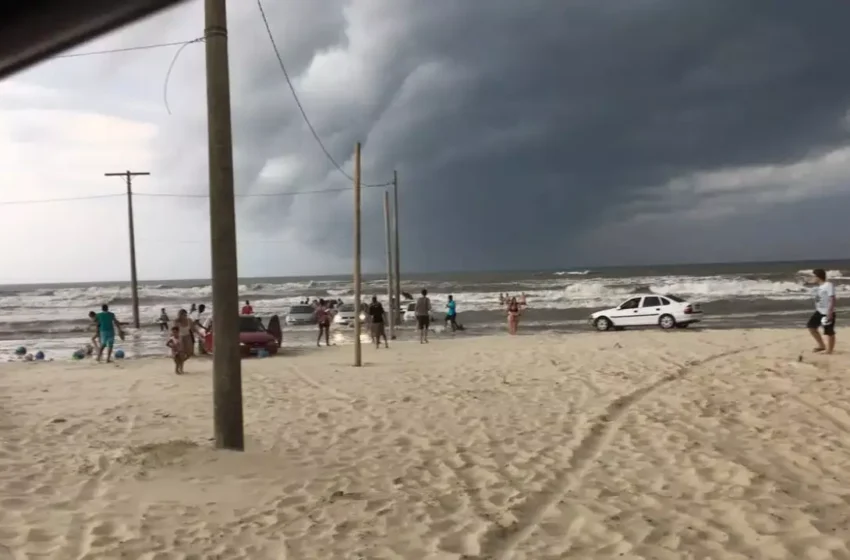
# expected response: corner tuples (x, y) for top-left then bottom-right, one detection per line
(95, 304), (124, 363)
(445, 295), (459, 332)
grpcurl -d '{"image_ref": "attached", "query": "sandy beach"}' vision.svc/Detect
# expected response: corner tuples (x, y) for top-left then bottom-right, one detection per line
(1, 328), (849, 559)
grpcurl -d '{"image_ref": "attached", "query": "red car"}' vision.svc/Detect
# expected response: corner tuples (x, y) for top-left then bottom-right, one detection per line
(204, 315), (282, 357)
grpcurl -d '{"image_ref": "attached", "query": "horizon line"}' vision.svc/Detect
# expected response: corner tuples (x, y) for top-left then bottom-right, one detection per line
(0, 257), (847, 287)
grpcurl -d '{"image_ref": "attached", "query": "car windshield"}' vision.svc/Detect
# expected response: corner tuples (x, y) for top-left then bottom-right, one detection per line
(340, 304), (355, 312)
(407, 303), (415, 311)
(290, 305), (314, 314)
(239, 316), (265, 332)
(664, 294), (685, 303)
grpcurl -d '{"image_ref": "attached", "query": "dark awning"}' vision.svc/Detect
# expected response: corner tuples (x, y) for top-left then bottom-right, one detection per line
(0, 0), (190, 78)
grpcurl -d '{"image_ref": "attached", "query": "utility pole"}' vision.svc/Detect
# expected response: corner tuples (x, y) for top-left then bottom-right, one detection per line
(353, 142), (363, 367)
(392, 170), (401, 325)
(383, 190), (395, 340)
(205, 0), (243, 450)
(104, 170), (148, 329)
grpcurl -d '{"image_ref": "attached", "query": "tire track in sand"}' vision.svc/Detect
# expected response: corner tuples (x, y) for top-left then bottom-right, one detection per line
(473, 338), (796, 560)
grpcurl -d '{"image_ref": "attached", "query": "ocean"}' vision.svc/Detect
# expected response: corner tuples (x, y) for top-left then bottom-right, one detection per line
(1, 260), (846, 361)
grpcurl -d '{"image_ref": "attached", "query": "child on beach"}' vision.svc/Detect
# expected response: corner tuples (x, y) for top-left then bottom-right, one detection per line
(88, 311), (100, 353)
(158, 308), (169, 332)
(166, 326), (185, 374)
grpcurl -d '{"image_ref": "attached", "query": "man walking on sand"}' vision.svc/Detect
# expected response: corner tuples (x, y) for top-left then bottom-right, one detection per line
(96, 304), (124, 363)
(807, 268), (836, 354)
(415, 289), (432, 344)
(368, 296), (389, 349)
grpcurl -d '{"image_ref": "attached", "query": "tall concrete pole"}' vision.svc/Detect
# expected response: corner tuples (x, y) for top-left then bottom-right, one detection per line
(383, 190), (395, 339)
(205, 0), (243, 450)
(353, 143), (363, 366)
(392, 170), (401, 324)
(105, 170), (149, 329)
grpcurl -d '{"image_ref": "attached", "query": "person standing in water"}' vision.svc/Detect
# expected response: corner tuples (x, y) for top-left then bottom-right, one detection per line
(415, 289), (432, 344)
(808, 268), (836, 354)
(241, 300), (254, 315)
(506, 296), (521, 335)
(158, 308), (169, 332)
(95, 304), (124, 363)
(446, 295), (459, 332)
(315, 299), (331, 347)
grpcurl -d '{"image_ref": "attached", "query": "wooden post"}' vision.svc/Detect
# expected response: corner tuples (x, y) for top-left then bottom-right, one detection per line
(383, 190), (395, 340)
(392, 171), (401, 324)
(353, 142), (363, 366)
(105, 170), (148, 329)
(205, 0), (244, 450)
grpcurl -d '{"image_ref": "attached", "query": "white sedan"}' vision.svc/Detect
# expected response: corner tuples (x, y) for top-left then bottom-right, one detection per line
(402, 302), (440, 323)
(332, 304), (365, 326)
(589, 294), (702, 331)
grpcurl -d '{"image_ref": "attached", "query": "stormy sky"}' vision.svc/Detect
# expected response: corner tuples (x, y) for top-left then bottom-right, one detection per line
(2, 0), (850, 283)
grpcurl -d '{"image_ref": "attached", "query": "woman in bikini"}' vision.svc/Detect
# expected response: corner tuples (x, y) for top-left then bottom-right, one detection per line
(507, 296), (521, 335)
(314, 299), (332, 347)
(173, 309), (200, 361)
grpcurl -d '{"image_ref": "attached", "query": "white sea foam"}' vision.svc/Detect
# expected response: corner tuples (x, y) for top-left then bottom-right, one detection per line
(0, 273), (846, 334)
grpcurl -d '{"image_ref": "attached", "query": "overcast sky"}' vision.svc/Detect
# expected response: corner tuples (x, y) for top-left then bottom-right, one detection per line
(2, 0), (850, 283)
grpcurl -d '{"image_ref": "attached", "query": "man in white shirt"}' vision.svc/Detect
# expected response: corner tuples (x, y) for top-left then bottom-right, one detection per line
(188, 304), (206, 354)
(807, 268), (836, 354)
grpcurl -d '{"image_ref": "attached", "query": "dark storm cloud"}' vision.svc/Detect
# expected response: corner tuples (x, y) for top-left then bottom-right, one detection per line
(163, 0), (850, 271)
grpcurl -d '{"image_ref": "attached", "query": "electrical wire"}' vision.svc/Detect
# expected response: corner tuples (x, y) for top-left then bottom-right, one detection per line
(163, 38), (206, 115)
(53, 40), (201, 59)
(0, 194), (124, 206)
(0, 185), (393, 206)
(255, 0), (394, 189)
(134, 187), (353, 199)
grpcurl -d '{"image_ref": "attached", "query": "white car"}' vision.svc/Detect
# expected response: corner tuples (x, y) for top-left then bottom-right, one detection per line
(285, 304), (316, 326)
(333, 304), (365, 326)
(402, 302), (441, 323)
(402, 303), (417, 323)
(589, 294), (702, 331)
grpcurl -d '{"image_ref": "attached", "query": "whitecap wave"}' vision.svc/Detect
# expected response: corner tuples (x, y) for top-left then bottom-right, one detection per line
(554, 270), (591, 276)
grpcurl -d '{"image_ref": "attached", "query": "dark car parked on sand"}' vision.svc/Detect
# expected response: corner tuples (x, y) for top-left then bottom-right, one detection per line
(204, 315), (282, 357)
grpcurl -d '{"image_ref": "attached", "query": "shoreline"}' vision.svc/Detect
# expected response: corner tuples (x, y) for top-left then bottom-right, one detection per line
(0, 313), (830, 364)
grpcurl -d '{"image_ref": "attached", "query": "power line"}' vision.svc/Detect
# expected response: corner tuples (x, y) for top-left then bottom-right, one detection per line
(137, 237), (299, 245)
(0, 194), (123, 206)
(0, 185), (395, 206)
(53, 40), (202, 59)
(134, 187), (352, 199)
(255, 0), (393, 189)
(163, 38), (206, 114)
(134, 183), (393, 198)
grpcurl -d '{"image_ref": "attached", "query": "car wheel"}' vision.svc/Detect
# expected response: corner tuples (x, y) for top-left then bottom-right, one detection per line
(594, 316), (612, 332)
(659, 314), (676, 330)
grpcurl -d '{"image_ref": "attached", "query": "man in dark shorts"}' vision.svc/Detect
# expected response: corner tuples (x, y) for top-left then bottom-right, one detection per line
(807, 268), (836, 354)
(368, 296), (388, 349)
(415, 289), (431, 344)
(95, 304), (124, 363)
(445, 294), (459, 332)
